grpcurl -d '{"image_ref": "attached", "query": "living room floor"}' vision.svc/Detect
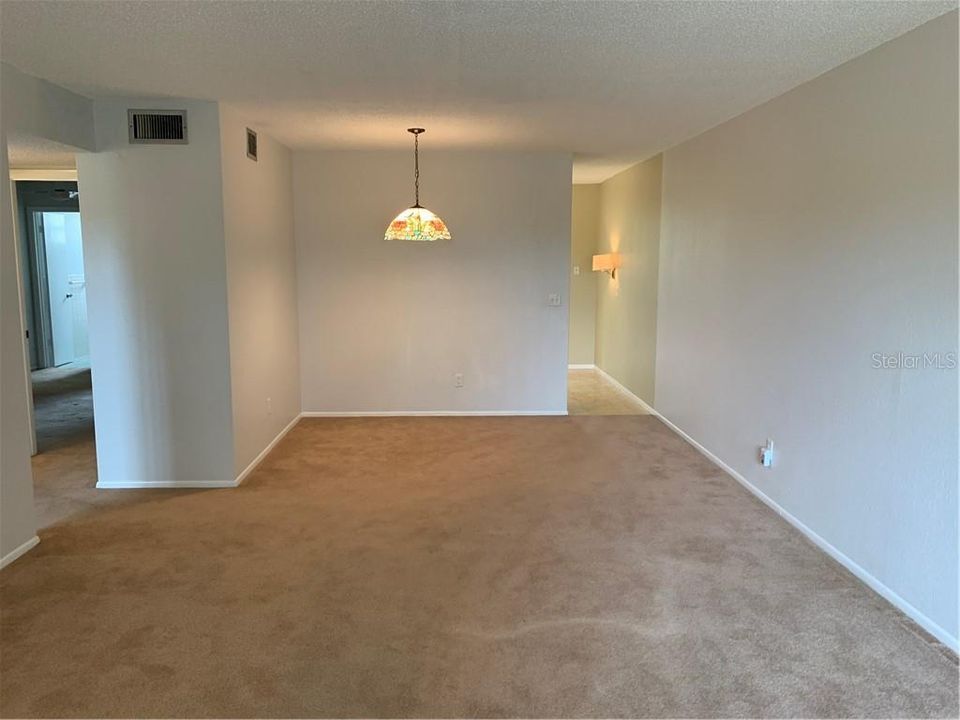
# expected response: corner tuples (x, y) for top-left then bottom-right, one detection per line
(1, 413), (956, 718)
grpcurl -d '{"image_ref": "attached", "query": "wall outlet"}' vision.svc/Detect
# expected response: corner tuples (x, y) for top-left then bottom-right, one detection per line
(759, 439), (774, 468)
(548, 293), (562, 306)
(454, 373), (464, 388)
(266, 397), (273, 415)
(573, 265), (580, 276)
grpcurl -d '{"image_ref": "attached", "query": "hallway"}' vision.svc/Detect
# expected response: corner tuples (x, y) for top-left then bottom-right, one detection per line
(32, 360), (93, 452)
(567, 367), (650, 416)
(30, 360), (98, 528)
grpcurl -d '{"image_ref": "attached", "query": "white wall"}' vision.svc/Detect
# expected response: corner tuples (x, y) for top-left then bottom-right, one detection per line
(1, 64), (93, 565)
(219, 106), (300, 476)
(656, 12), (958, 646)
(294, 150), (571, 414)
(77, 98), (236, 487)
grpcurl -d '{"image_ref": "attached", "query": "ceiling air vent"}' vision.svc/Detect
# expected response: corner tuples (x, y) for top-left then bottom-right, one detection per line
(127, 109), (188, 144)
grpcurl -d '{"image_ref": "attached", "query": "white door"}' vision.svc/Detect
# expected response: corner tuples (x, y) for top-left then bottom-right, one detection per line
(41, 212), (88, 367)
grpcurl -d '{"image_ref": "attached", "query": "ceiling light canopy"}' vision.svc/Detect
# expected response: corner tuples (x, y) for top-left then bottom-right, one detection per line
(384, 128), (451, 242)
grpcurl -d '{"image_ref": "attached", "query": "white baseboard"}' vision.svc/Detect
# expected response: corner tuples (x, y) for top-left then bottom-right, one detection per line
(568, 363), (597, 370)
(95, 410), (570, 490)
(83, 383), (958, 651)
(590, 364), (957, 652)
(301, 410), (567, 417)
(651, 405), (959, 654)
(96, 479), (239, 489)
(1, 535), (40, 569)
(96, 414), (303, 490)
(235, 414), (301, 485)
(593, 366), (656, 414)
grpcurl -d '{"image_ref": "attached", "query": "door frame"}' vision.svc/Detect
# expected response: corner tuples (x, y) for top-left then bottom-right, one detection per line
(33, 209), (87, 368)
(10, 172), (80, 456)
(14, 181), (81, 370)
(27, 207), (82, 367)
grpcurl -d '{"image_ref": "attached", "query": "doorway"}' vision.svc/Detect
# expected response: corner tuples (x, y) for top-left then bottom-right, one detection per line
(14, 178), (98, 524)
(40, 211), (88, 367)
(14, 180), (97, 526)
(16, 181), (87, 372)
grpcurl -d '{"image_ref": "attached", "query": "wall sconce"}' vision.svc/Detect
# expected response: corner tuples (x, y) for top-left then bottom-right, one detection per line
(592, 252), (621, 279)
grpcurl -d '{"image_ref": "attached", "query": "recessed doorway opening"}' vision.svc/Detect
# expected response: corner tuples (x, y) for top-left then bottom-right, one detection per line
(14, 179), (97, 526)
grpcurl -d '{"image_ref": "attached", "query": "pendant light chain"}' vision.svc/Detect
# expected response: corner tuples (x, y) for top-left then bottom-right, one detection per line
(384, 127), (450, 241)
(414, 131), (420, 207)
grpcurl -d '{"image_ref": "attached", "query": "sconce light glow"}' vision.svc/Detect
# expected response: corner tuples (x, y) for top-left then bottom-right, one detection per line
(592, 252), (621, 278)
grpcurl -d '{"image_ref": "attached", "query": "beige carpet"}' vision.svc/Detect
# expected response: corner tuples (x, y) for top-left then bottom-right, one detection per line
(28, 361), (101, 529)
(1, 411), (957, 717)
(567, 368), (649, 415)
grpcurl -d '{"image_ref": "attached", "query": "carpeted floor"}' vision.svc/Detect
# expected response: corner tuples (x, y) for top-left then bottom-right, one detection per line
(31, 360), (94, 452)
(28, 360), (101, 528)
(568, 368), (648, 415)
(1, 408), (957, 717)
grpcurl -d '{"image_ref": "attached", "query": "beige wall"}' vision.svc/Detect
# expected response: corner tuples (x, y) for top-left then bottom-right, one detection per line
(569, 185), (599, 365)
(294, 150), (571, 414)
(220, 106), (301, 477)
(656, 12), (957, 646)
(594, 155), (662, 404)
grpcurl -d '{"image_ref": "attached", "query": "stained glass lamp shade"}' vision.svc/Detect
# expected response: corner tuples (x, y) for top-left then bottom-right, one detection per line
(385, 206), (451, 242)
(384, 128), (451, 241)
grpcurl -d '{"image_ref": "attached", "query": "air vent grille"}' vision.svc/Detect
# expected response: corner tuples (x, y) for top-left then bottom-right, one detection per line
(246, 128), (258, 161)
(128, 110), (188, 144)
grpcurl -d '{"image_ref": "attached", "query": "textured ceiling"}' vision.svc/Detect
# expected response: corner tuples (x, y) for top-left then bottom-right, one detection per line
(1, 1), (954, 182)
(7, 135), (79, 169)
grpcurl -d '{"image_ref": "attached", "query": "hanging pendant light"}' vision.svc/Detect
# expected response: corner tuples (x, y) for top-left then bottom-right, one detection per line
(384, 128), (451, 241)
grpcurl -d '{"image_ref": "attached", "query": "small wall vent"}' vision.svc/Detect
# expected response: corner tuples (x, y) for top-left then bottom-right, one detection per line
(128, 109), (188, 144)
(246, 128), (258, 161)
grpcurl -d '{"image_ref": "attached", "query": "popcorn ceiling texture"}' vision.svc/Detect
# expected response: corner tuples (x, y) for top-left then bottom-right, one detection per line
(1, 0), (953, 182)
(6, 135), (78, 169)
